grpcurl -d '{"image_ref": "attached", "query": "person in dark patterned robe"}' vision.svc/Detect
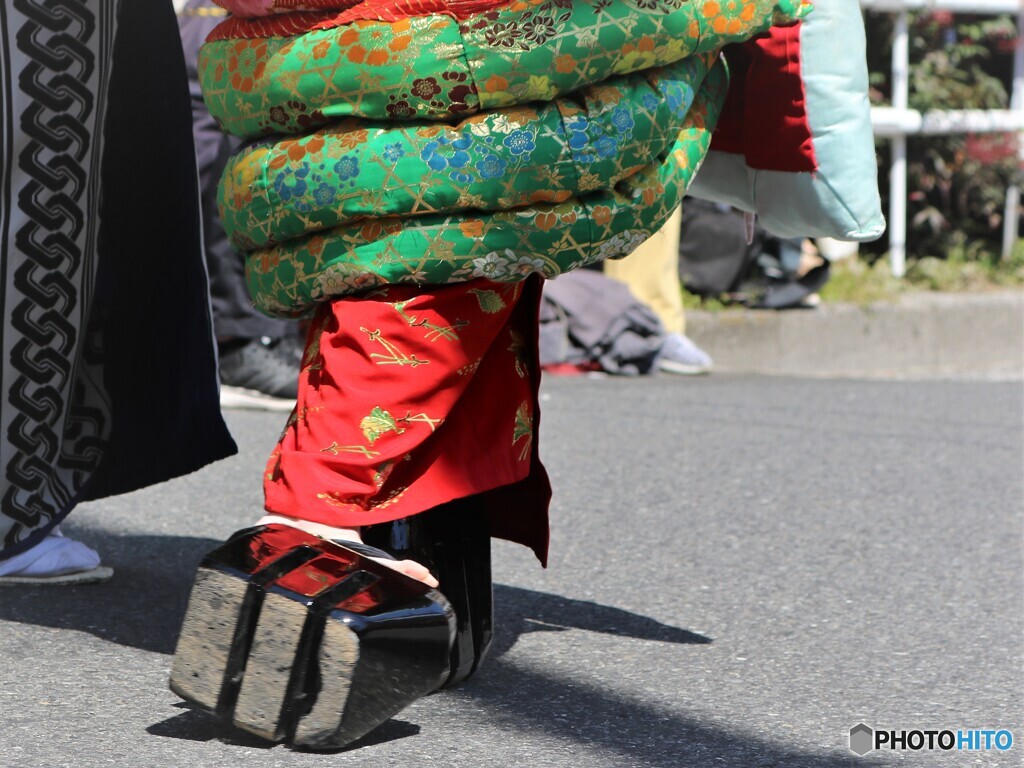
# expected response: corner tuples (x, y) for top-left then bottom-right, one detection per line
(0, 0), (236, 584)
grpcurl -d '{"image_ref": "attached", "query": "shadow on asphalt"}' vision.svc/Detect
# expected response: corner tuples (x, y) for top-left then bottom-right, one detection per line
(0, 533), (708, 657)
(491, 584), (712, 655)
(0, 533), (221, 654)
(146, 703), (422, 751)
(464, 657), (884, 768)
(1, 532), (880, 766)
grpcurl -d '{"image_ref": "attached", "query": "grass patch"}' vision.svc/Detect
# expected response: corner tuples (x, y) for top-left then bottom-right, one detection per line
(681, 292), (733, 312)
(818, 257), (906, 306)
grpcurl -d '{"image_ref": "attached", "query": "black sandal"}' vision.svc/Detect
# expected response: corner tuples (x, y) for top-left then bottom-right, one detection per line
(363, 496), (494, 688)
(170, 524), (455, 750)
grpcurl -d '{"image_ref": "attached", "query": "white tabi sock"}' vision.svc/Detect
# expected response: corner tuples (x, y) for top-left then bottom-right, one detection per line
(0, 528), (102, 577)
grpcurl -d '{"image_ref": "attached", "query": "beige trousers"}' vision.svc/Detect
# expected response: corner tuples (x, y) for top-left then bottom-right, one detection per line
(602, 207), (685, 335)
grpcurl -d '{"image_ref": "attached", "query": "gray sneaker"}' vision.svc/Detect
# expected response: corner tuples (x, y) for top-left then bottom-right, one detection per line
(219, 337), (299, 411)
(657, 333), (713, 375)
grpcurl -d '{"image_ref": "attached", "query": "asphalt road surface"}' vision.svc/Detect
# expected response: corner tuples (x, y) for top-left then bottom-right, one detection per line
(2, 373), (1021, 767)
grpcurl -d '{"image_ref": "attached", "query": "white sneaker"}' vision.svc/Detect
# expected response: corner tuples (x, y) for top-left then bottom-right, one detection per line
(657, 333), (713, 375)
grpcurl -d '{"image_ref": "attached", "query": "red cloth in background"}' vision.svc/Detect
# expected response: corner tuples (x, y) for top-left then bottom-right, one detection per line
(264, 276), (551, 564)
(710, 22), (817, 173)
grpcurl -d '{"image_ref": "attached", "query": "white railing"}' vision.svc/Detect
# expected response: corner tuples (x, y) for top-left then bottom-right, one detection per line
(860, 0), (1024, 276)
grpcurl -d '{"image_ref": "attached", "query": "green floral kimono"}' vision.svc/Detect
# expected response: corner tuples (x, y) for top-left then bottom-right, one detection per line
(198, 0), (810, 317)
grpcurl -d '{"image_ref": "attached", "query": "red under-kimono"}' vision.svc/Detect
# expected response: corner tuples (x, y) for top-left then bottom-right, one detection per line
(263, 275), (552, 564)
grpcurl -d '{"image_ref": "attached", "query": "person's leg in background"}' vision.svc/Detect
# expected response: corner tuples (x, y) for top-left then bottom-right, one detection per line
(178, 0), (302, 411)
(603, 207), (713, 374)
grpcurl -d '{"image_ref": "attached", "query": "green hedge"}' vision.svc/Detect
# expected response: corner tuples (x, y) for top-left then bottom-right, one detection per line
(863, 10), (1021, 263)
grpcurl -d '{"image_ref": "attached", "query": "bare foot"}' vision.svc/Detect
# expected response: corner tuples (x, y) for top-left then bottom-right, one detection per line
(256, 515), (439, 588)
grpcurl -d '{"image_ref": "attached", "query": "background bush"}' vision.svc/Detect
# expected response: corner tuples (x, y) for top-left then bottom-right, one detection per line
(862, 10), (1021, 264)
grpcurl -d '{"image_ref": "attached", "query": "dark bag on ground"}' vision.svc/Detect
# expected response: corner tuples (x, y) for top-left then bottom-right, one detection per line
(677, 200), (764, 296)
(677, 200), (830, 309)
